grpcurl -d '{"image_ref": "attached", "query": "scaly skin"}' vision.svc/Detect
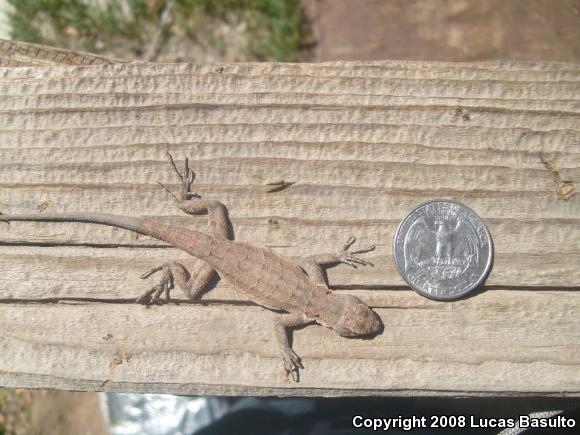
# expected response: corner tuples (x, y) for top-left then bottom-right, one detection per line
(0, 154), (383, 381)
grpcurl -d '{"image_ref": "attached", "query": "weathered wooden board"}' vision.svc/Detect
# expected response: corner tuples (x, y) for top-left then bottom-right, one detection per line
(0, 55), (579, 396)
(0, 38), (125, 67)
(1, 292), (578, 396)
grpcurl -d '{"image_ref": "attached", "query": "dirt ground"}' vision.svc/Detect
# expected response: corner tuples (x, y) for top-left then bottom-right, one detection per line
(27, 390), (108, 435)
(0, 389), (108, 435)
(1, 1), (579, 434)
(304, 0), (580, 62)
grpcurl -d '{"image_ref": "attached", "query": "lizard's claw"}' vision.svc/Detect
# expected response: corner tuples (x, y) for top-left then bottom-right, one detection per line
(281, 348), (303, 382)
(166, 152), (198, 201)
(137, 264), (175, 305)
(338, 236), (375, 268)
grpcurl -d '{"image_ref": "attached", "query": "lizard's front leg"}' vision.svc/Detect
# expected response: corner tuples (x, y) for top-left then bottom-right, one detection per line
(137, 153), (229, 305)
(274, 314), (314, 382)
(300, 236), (375, 288)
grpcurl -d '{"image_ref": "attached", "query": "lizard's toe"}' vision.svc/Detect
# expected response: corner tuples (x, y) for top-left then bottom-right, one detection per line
(135, 294), (152, 305)
(281, 349), (303, 382)
(138, 264), (176, 305)
(150, 284), (167, 304)
(290, 350), (304, 369)
(136, 283), (167, 306)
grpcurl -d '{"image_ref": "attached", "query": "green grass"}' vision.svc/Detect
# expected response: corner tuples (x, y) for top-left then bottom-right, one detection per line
(7, 0), (305, 61)
(0, 388), (31, 435)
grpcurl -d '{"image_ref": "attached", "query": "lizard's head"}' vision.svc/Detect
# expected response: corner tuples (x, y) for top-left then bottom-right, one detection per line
(332, 294), (383, 338)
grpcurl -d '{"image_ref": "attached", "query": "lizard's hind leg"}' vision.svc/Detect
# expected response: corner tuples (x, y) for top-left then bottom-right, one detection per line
(136, 152), (229, 305)
(137, 260), (215, 305)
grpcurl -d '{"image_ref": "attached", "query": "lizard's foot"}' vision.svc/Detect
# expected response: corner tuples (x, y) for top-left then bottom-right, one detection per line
(337, 236), (376, 268)
(167, 152), (198, 201)
(281, 348), (303, 382)
(136, 263), (175, 305)
(157, 152), (201, 205)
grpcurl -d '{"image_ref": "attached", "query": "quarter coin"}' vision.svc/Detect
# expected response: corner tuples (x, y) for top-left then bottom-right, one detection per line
(393, 200), (493, 300)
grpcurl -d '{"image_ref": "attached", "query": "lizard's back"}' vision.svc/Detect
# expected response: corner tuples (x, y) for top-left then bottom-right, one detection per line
(205, 237), (320, 313)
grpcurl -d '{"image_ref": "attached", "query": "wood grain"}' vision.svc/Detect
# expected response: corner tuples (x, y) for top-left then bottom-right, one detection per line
(0, 50), (578, 396)
(0, 38), (126, 67)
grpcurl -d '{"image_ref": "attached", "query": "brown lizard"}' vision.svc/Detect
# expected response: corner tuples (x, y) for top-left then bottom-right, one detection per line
(1, 153), (383, 381)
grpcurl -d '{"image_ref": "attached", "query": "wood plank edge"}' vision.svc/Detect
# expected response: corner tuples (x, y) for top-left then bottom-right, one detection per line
(2, 373), (579, 397)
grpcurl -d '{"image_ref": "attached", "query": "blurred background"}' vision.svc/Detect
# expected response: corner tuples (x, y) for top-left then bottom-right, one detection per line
(0, 1), (579, 434)
(0, 0), (578, 63)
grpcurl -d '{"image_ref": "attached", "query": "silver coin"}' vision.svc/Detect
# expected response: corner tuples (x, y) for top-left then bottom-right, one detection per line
(393, 200), (493, 300)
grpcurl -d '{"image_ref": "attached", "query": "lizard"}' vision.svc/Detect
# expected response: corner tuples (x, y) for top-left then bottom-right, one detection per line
(0, 153), (383, 381)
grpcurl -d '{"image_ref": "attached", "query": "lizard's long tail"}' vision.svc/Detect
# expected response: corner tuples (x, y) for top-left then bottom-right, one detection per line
(0, 212), (212, 259)
(0, 213), (141, 231)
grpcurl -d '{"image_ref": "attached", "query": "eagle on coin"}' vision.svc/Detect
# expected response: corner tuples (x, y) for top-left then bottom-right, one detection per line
(403, 214), (479, 280)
